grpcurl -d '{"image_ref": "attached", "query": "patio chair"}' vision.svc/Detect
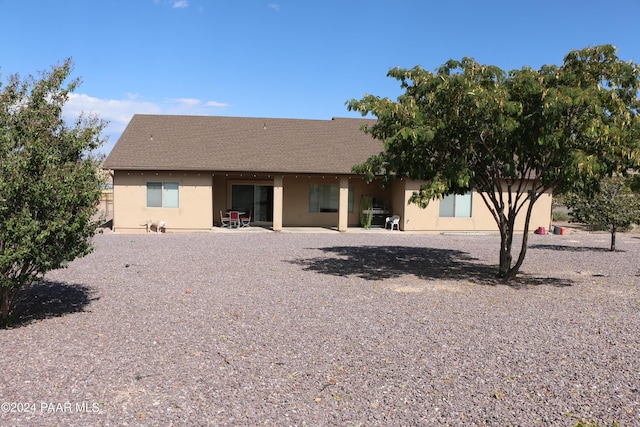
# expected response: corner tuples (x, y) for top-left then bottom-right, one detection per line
(228, 210), (241, 228)
(385, 215), (400, 230)
(220, 210), (231, 228)
(240, 209), (251, 227)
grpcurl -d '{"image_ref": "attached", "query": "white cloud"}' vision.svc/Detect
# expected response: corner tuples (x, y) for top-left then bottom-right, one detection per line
(172, 0), (189, 8)
(268, 3), (280, 11)
(165, 97), (231, 113)
(172, 97), (200, 107)
(64, 93), (230, 155)
(205, 100), (231, 108)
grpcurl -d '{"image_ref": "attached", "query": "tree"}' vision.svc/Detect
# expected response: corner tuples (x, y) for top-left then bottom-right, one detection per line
(565, 175), (640, 251)
(0, 59), (106, 326)
(348, 45), (640, 280)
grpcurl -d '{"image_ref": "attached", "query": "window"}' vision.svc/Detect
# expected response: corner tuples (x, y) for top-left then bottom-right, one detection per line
(309, 184), (354, 213)
(439, 192), (472, 218)
(147, 182), (179, 208)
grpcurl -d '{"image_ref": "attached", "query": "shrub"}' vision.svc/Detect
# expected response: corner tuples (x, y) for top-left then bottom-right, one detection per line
(552, 210), (570, 221)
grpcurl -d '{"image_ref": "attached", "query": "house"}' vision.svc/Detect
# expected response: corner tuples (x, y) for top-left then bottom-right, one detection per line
(102, 114), (552, 233)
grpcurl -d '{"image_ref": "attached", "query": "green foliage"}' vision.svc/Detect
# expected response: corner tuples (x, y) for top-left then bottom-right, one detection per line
(359, 195), (373, 228)
(0, 59), (106, 326)
(565, 175), (640, 251)
(552, 210), (570, 221)
(348, 45), (640, 279)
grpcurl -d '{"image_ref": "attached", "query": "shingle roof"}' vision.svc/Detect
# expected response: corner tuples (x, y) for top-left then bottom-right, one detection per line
(103, 115), (380, 174)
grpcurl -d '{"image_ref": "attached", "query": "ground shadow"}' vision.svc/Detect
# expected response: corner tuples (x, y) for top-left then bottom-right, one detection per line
(100, 218), (113, 229)
(289, 245), (573, 287)
(8, 280), (98, 328)
(529, 243), (618, 253)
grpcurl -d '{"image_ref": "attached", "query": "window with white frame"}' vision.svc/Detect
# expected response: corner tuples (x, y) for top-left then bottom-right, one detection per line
(147, 182), (179, 208)
(439, 191), (472, 217)
(309, 184), (354, 213)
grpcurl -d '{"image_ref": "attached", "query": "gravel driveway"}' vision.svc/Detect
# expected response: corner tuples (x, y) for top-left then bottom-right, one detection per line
(1, 230), (639, 426)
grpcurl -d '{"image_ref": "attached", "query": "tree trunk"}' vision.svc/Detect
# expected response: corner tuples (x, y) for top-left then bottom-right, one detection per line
(507, 228), (530, 280)
(481, 187), (540, 281)
(1, 287), (9, 325)
(505, 200), (536, 280)
(498, 236), (512, 278)
(498, 201), (535, 280)
(498, 217), (514, 279)
(610, 227), (616, 252)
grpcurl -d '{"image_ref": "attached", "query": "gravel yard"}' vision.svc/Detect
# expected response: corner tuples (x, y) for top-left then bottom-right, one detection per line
(1, 229), (639, 426)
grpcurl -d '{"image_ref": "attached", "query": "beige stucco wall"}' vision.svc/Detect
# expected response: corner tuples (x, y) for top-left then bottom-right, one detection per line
(212, 175), (228, 225)
(281, 176), (388, 227)
(210, 175), (389, 228)
(388, 179), (408, 228)
(111, 171), (552, 233)
(399, 179), (552, 233)
(112, 170), (213, 233)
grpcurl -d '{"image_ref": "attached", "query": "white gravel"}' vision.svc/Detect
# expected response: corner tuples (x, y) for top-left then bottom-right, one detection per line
(1, 229), (639, 426)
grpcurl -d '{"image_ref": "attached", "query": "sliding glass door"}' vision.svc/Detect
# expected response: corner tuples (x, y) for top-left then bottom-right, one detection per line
(231, 184), (273, 222)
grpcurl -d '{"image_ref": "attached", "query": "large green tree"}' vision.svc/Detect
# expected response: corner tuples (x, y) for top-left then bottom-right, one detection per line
(348, 45), (640, 280)
(565, 175), (640, 251)
(0, 59), (106, 325)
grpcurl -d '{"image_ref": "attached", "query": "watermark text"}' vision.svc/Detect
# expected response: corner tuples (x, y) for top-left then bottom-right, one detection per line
(1, 401), (101, 414)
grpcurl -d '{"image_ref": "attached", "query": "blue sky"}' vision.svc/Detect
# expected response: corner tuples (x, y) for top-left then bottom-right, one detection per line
(2, 0), (639, 155)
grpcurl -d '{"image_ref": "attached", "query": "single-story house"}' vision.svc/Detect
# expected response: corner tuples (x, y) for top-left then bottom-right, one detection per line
(102, 114), (552, 233)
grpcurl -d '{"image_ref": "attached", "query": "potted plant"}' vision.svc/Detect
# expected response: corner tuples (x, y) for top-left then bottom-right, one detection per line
(360, 195), (373, 229)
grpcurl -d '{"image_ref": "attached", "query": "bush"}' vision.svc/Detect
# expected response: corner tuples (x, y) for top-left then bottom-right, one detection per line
(0, 59), (105, 326)
(552, 210), (570, 221)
